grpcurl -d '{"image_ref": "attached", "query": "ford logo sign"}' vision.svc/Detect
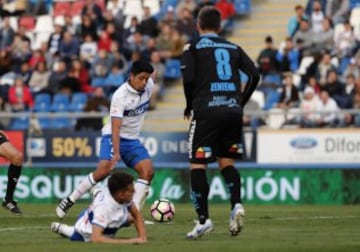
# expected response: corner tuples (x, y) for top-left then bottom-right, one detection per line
(290, 137), (317, 149)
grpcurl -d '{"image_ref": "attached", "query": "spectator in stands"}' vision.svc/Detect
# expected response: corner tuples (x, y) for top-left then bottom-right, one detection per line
(11, 36), (32, 70)
(0, 49), (12, 76)
(176, 7), (196, 40)
(59, 69), (82, 96)
(326, 0), (350, 24)
(150, 50), (165, 109)
(156, 23), (173, 59)
(162, 5), (178, 28)
(28, 61), (50, 94)
(176, 0), (197, 17)
(287, 4), (307, 37)
(48, 23), (63, 55)
(312, 17), (334, 53)
(306, 76), (321, 94)
(257, 35), (279, 76)
(123, 16), (140, 43)
(317, 52), (336, 86)
(299, 86), (319, 127)
(293, 19), (314, 56)
(47, 60), (68, 95)
(215, 0), (236, 35)
(344, 73), (356, 96)
(80, 34), (98, 65)
(315, 89), (343, 127)
(105, 21), (123, 46)
(78, 14), (98, 41)
(90, 49), (114, 80)
(310, 0), (325, 33)
(71, 59), (92, 93)
(343, 58), (360, 81)
(109, 41), (128, 71)
(28, 49), (45, 69)
(59, 31), (80, 62)
(39, 41), (54, 71)
(276, 73), (300, 109)
(0, 16), (15, 50)
(64, 14), (77, 35)
(97, 30), (112, 52)
(324, 69), (348, 107)
(276, 37), (300, 72)
(160, 28), (185, 60)
(141, 38), (157, 62)
(75, 87), (110, 131)
(81, 0), (104, 30)
(17, 61), (32, 85)
(335, 20), (356, 58)
(139, 6), (159, 39)
(106, 0), (124, 18)
(8, 75), (34, 112)
(126, 31), (146, 55)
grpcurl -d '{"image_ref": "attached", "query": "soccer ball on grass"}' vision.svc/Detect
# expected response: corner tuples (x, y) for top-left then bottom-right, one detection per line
(150, 198), (175, 222)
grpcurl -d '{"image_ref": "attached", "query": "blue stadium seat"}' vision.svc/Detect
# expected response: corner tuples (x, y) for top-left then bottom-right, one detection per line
(91, 77), (107, 87)
(263, 73), (282, 86)
(70, 93), (88, 112)
(164, 59), (182, 79)
(104, 72), (124, 87)
(51, 94), (70, 112)
(10, 116), (29, 130)
(50, 117), (72, 129)
(234, 0), (251, 15)
(38, 117), (51, 129)
(33, 93), (51, 112)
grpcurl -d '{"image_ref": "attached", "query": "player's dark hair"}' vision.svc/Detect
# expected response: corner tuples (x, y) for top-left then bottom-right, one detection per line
(108, 172), (134, 196)
(198, 6), (221, 32)
(131, 60), (154, 76)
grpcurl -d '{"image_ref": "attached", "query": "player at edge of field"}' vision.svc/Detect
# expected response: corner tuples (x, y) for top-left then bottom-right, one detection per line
(181, 6), (260, 239)
(51, 171), (147, 244)
(0, 130), (23, 215)
(56, 61), (155, 219)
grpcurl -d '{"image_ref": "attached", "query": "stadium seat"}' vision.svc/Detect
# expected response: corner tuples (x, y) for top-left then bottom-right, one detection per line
(263, 73), (282, 86)
(124, 0), (143, 16)
(71, 1), (86, 16)
(53, 1), (71, 16)
(34, 15), (54, 33)
(19, 16), (36, 31)
(51, 94), (70, 112)
(38, 117), (51, 129)
(33, 32), (52, 50)
(250, 90), (265, 109)
(164, 59), (182, 79)
(91, 77), (107, 87)
(70, 93), (88, 112)
(104, 72), (124, 87)
(33, 93), (51, 112)
(50, 117), (73, 129)
(296, 56), (314, 75)
(10, 116), (29, 130)
(350, 7), (360, 38)
(95, 0), (106, 11)
(234, 0), (251, 15)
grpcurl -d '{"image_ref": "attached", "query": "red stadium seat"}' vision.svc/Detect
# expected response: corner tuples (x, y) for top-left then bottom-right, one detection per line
(53, 2), (71, 16)
(95, 0), (106, 11)
(71, 1), (86, 16)
(19, 16), (36, 31)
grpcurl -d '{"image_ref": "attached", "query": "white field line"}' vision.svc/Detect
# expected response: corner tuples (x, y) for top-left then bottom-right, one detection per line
(0, 215), (359, 232)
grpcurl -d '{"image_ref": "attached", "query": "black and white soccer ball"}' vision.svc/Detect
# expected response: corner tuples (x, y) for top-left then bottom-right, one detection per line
(150, 198), (175, 222)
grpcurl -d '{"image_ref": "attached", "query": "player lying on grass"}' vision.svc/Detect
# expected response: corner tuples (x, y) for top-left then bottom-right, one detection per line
(51, 172), (147, 244)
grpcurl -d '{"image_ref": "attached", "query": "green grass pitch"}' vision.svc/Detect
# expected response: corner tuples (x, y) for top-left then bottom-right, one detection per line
(0, 203), (359, 252)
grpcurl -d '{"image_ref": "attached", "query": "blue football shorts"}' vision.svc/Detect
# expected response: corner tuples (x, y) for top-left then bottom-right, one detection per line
(99, 135), (150, 168)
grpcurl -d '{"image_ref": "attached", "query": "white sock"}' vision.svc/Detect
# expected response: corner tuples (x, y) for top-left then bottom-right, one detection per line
(133, 179), (150, 211)
(58, 224), (75, 238)
(69, 173), (96, 202)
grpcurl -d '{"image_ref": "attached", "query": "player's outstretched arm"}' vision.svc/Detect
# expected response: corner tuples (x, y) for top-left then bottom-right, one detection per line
(90, 224), (146, 244)
(129, 203), (147, 241)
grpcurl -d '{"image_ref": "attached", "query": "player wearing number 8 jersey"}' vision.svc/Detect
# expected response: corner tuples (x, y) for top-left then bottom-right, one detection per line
(181, 6), (260, 239)
(56, 61), (155, 219)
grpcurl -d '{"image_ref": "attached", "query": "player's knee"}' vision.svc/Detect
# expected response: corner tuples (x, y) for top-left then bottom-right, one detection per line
(12, 151), (23, 166)
(138, 167), (154, 181)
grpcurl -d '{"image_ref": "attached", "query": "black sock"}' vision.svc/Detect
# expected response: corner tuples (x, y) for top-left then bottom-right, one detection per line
(221, 165), (241, 209)
(5, 164), (22, 202)
(190, 169), (209, 224)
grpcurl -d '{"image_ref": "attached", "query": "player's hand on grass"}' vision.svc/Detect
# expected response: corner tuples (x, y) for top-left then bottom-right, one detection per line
(131, 237), (147, 244)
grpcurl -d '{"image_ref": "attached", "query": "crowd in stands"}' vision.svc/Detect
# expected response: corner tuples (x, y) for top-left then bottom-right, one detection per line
(0, 0), (237, 131)
(253, 0), (360, 129)
(3, 0), (359, 131)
